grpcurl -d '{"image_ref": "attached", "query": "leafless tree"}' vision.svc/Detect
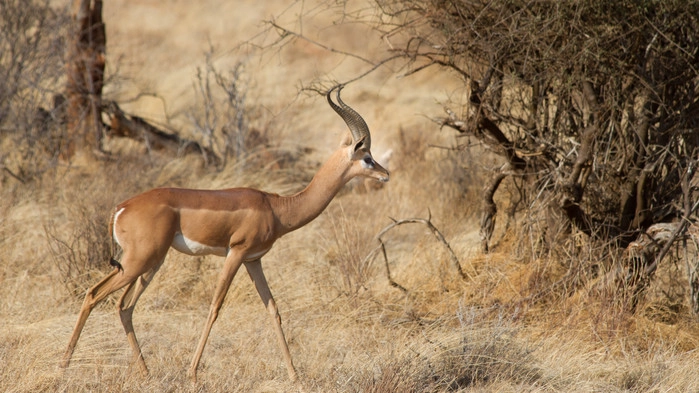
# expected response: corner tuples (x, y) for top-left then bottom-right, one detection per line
(367, 0), (699, 306)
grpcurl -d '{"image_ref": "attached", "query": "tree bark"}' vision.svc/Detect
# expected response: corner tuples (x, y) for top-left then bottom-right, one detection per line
(480, 171), (506, 252)
(64, 0), (105, 159)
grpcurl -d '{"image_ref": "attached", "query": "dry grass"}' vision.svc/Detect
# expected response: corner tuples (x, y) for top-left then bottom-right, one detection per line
(4, 138), (699, 393)
(2, 1), (699, 392)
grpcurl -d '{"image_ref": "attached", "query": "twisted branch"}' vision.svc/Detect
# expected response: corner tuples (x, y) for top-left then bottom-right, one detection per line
(367, 214), (472, 292)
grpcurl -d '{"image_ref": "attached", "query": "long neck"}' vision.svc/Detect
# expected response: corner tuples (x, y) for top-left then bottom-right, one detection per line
(271, 149), (350, 234)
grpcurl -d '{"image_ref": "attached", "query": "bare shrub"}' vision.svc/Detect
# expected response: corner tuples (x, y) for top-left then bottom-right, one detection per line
(365, 0), (699, 309)
(0, 0), (68, 182)
(45, 195), (113, 299)
(188, 49), (260, 169)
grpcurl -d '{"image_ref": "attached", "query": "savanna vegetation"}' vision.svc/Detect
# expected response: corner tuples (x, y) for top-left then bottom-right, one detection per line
(1, 0), (698, 392)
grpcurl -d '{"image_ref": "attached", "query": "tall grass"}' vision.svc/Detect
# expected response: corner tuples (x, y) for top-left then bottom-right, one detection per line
(2, 119), (699, 392)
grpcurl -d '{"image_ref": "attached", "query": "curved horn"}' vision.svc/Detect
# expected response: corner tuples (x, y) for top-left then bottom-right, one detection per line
(327, 85), (371, 149)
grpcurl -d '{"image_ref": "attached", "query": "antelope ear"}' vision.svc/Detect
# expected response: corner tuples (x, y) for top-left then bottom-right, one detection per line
(353, 136), (368, 152)
(341, 132), (353, 147)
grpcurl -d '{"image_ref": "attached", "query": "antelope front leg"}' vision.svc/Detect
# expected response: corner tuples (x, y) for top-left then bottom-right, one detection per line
(188, 251), (244, 382)
(245, 259), (298, 382)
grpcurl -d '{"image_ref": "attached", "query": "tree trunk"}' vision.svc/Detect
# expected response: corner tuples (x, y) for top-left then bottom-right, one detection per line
(64, 0), (105, 159)
(480, 171), (506, 252)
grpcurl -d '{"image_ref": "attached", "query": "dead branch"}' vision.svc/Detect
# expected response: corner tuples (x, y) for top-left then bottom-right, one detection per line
(438, 107), (526, 172)
(378, 240), (408, 293)
(268, 21), (374, 66)
(481, 171), (507, 252)
(372, 215), (471, 292)
(625, 162), (699, 305)
(1, 165), (26, 184)
(105, 102), (220, 166)
(438, 97), (524, 252)
(640, 201), (699, 278)
(265, 21), (403, 91)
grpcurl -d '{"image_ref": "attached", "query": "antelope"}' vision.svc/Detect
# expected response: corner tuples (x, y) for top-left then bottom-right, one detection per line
(60, 85), (390, 382)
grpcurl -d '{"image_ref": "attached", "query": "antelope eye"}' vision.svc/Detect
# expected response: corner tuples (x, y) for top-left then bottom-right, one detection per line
(363, 156), (374, 166)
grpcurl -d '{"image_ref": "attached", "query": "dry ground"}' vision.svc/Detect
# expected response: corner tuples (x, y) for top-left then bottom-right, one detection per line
(2, 1), (699, 392)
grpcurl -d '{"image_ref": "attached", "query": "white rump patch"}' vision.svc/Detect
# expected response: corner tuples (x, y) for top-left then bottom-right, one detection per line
(172, 232), (228, 257)
(112, 207), (126, 247)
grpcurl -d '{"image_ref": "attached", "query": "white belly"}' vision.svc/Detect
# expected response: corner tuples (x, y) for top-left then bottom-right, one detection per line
(171, 232), (228, 257)
(243, 248), (271, 262)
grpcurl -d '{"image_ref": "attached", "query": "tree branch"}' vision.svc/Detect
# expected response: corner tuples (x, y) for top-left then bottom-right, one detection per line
(480, 171), (507, 252)
(373, 215), (472, 292)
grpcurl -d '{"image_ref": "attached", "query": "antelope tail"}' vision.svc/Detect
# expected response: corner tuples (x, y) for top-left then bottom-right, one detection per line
(107, 208), (123, 272)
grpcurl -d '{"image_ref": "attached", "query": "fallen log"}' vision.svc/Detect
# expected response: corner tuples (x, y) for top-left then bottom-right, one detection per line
(105, 101), (220, 166)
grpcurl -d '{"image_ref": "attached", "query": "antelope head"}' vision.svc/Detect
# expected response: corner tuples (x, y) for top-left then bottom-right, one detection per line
(327, 85), (390, 183)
